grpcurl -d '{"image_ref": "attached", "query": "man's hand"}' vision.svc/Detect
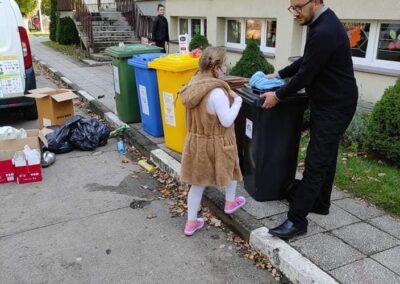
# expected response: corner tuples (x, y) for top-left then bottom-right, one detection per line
(261, 92), (279, 109)
(265, 72), (279, 79)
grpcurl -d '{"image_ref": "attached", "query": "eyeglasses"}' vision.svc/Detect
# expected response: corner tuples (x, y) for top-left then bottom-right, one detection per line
(288, 0), (313, 14)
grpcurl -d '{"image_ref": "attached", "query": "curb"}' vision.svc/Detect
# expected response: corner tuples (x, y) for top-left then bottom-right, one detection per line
(34, 56), (338, 284)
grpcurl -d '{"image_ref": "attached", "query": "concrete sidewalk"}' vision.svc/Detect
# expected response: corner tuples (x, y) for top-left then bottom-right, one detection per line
(30, 36), (400, 284)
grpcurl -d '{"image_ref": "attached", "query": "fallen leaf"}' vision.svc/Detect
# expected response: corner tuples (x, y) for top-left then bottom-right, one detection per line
(122, 158), (130, 164)
(146, 214), (157, 219)
(378, 173), (386, 177)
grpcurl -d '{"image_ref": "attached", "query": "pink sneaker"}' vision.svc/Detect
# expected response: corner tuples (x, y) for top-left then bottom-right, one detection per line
(224, 196), (246, 214)
(184, 218), (205, 236)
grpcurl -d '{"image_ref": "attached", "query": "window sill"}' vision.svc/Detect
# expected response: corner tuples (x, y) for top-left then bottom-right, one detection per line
(288, 56), (400, 77)
(353, 64), (400, 77)
(224, 47), (275, 59)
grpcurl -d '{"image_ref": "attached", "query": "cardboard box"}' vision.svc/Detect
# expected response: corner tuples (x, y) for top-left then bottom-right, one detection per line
(0, 129), (48, 185)
(0, 159), (15, 183)
(27, 88), (78, 128)
(13, 149), (42, 184)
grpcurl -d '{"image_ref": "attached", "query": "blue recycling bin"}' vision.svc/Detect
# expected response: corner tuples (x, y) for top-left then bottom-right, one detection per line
(128, 53), (165, 137)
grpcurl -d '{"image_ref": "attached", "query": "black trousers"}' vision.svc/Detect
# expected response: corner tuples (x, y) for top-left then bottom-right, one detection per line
(155, 41), (166, 53)
(288, 106), (355, 230)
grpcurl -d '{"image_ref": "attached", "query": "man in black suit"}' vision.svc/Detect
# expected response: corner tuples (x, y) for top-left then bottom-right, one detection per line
(152, 4), (169, 53)
(261, 0), (358, 239)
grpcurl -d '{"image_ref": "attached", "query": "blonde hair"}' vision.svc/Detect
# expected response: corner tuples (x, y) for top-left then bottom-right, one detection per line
(199, 47), (227, 78)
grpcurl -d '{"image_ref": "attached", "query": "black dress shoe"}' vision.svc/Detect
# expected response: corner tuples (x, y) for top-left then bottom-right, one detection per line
(268, 220), (307, 239)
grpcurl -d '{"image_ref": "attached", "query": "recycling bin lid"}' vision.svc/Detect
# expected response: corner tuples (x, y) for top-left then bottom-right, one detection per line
(105, 44), (162, 58)
(237, 85), (308, 107)
(148, 54), (199, 72)
(128, 53), (166, 69)
(237, 87), (262, 106)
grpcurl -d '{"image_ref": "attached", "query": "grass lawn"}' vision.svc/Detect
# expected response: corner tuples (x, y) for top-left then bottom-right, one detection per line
(298, 132), (400, 216)
(42, 41), (83, 59)
(29, 31), (50, 37)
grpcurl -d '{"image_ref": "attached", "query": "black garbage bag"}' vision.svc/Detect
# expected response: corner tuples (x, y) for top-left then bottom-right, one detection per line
(45, 116), (81, 154)
(69, 117), (110, 151)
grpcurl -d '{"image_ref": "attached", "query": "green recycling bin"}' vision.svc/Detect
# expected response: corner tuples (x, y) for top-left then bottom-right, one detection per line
(105, 44), (162, 123)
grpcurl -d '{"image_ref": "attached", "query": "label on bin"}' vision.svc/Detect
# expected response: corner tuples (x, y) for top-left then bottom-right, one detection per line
(113, 65), (120, 94)
(245, 118), (253, 139)
(139, 85), (150, 116)
(163, 92), (176, 127)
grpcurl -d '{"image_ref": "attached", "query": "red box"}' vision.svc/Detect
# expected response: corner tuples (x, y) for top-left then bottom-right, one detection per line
(14, 163), (42, 184)
(0, 159), (15, 184)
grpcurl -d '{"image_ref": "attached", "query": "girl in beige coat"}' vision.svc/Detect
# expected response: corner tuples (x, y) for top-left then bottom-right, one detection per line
(180, 47), (245, 236)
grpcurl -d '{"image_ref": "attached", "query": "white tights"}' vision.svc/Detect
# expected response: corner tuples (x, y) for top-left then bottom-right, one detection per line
(187, 180), (237, 221)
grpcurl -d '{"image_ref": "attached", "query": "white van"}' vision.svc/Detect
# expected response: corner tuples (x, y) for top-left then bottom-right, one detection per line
(0, 0), (37, 119)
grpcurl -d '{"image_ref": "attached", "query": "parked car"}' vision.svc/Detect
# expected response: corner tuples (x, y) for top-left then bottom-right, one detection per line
(0, 0), (37, 120)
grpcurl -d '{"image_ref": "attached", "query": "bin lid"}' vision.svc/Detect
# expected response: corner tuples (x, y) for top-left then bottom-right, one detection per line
(148, 54), (199, 72)
(105, 44), (163, 58)
(237, 86), (308, 107)
(127, 53), (166, 69)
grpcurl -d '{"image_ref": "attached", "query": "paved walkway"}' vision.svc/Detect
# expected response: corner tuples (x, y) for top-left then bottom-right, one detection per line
(30, 36), (400, 284)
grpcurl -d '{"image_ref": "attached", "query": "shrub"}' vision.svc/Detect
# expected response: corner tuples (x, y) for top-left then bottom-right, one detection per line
(365, 79), (400, 165)
(230, 40), (274, 78)
(189, 34), (209, 51)
(56, 17), (80, 45)
(342, 110), (369, 149)
(49, 0), (58, 41)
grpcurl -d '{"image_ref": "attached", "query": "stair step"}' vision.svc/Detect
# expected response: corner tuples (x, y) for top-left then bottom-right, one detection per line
(91, 20), (129, 26)
(92, 26), (132, 32)
(93, 31), (135, 36)
(93, 36), (136, 42)
(93, 40), (140, 47)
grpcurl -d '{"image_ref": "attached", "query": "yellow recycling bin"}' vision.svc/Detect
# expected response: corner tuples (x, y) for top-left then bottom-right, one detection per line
(148, 54), (199, 153)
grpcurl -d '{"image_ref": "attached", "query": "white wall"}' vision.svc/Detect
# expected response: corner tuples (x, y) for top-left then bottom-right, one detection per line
(166, 0), (400, 103)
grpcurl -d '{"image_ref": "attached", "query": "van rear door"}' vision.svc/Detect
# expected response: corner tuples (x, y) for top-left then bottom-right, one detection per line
(0, 0), (26, 98)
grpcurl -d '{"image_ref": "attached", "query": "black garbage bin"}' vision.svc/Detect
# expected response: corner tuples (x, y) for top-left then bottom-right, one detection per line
(235, 85), (308, 201)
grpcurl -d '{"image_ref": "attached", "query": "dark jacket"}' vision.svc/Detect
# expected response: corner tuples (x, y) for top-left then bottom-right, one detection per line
(152, 15), (169, 42)
(276, 9), (358, 111)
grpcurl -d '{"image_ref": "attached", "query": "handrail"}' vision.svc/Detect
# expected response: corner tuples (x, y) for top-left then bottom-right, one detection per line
(116, 0), (153, 39)
(73, 0), (94, 49)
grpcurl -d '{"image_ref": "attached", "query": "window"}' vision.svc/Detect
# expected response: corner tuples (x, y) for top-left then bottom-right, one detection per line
(342, 22), (371, 58)
(191, 18), (201, 36)
(225, 18), (277, 53)
(227, 20), (241, 44)
(341, 21), (400, 70)
(377, 23), (400, 62)
(179, 18), (188, 35)
(178, 18), (207, 37)
(246, 19), (262, 45)
(266, 20), (277, 48)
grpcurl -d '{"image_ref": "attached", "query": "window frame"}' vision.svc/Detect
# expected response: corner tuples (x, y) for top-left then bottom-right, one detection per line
(178, 17), (207, 38)
(225, 18), (277, 54)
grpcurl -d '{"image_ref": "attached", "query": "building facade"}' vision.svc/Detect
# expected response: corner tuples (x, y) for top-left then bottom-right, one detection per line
(164, 0), (400, 104)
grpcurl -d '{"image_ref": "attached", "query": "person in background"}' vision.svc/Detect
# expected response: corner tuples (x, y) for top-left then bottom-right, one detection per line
(179, 47), (246, 236)
(152, 4), (169, 53)
(261, 0), (358, 239)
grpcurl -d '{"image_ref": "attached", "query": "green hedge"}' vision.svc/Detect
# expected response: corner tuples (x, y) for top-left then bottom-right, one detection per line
(189, 34), (210, 51)
(49, 0), (58, 41)
(230, 40), (274, 78)
(56, 17), (80, 45)
(365, 79), (400, 165)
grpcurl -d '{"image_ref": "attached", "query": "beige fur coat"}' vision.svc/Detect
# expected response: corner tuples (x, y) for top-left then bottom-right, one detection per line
(179, 74), (242, 188)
